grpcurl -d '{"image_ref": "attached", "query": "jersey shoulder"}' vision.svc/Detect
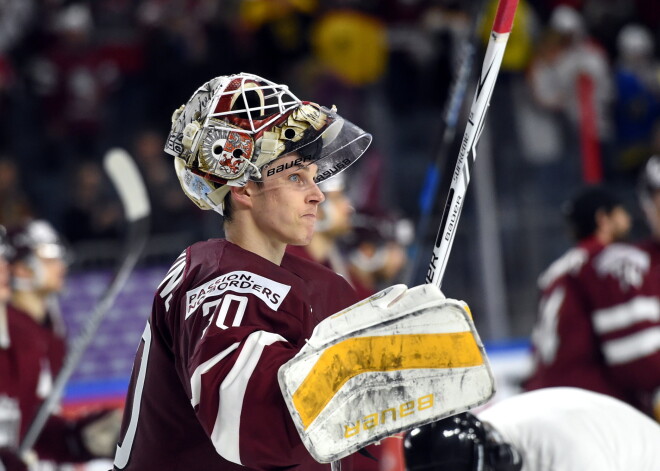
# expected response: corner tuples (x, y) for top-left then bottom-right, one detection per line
(156, 239), (236, 298)
(6, 304), (52, 346)
(283, 251), (359, 320)
(537, 247), (589, 290)
(591, 242), (650, 290)
(283, 250), (354, 291)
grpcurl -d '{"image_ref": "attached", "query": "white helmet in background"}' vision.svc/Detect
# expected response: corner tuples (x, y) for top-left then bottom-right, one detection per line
(638, 155), (660, 237)
(7, 220), (68, 265)
(549, 5), (585, 38)
(617, 24), (654, 60)
(164, 72), (372, 216)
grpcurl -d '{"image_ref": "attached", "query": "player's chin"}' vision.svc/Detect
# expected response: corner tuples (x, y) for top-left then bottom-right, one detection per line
(288, 228), (316, 246)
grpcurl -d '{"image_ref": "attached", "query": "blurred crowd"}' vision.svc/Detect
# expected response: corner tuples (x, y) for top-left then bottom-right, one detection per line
(0, 0), (658, 329)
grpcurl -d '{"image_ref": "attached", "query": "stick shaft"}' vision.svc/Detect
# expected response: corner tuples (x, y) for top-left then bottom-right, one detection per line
(403, 0), (484, 287)
(425, 0), (519, 288)
(19, 150), (150, 454)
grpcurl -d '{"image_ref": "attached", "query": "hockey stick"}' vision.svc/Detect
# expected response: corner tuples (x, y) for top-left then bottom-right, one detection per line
(19, 148), (151, 455)
(425, 0), (518, 288)
(403, 0), (485, 286)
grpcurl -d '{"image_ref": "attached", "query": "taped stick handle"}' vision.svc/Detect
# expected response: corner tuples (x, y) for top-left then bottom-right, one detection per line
(424, 0), (519, 289)
(493, 0), (518, 33)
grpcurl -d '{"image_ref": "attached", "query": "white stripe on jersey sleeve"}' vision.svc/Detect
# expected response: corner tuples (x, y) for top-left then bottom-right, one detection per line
(158, 250), (187, 312)
(603, 326), (660, 365)
(210, 330), (286, 464)
(190, 342), (240, 408)
(593, 297), (660, 334)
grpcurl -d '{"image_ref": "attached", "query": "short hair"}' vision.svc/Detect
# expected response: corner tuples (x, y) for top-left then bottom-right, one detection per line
(562, 186), (623, 241)
(222, 181), (264, 224)
(222, 193), (234, 223)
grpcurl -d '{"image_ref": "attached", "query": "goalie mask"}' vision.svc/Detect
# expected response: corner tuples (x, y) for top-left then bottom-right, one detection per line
(165, 72), (372, 215)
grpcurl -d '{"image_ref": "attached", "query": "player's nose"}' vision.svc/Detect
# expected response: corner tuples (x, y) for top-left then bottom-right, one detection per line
(308, 180), (325, 204)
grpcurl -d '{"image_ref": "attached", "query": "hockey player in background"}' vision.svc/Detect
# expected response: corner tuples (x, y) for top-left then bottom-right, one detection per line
(403, 387), (660, 471)
(0, 221), (121, 470)
(525, 157), (660, 418)
(112, 73), (488, 470)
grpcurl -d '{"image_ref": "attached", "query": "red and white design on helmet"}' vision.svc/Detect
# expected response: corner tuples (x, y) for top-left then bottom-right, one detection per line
(165, 72), (372, 216)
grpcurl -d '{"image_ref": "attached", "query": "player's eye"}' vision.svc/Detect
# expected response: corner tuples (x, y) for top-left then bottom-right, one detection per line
(288, 173), (301, 183)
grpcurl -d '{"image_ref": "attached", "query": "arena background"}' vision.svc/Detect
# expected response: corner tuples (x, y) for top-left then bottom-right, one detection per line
(1, 0), (658, 468)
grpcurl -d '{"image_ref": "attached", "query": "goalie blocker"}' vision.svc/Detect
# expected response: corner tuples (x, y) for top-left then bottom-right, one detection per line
(278, 284), (495, 463)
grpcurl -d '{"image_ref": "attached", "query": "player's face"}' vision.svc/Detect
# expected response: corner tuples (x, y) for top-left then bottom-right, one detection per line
(39, 255), (67, 293)
(607, 206), (632, 242)
(251, 153), (325, 246)
(13, 255), (67, 295)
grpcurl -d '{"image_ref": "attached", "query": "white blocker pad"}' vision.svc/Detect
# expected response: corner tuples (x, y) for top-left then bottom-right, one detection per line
(278, 284), (495, 463)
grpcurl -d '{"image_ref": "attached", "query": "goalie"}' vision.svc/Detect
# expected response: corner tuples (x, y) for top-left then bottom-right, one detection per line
(112, 73), (494, 470)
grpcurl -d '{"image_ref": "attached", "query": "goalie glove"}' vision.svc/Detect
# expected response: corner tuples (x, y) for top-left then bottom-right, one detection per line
(278, 284), (495, 463)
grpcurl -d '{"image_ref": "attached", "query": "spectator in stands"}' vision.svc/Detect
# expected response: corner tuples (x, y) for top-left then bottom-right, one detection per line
(61, 161), (122, 243)
(613, 24), (660, 176)
(131, 128), (201, 239)
(527, 5), (614, 181)
(0, 158), (33, 228)
(346, 209), (412, 297)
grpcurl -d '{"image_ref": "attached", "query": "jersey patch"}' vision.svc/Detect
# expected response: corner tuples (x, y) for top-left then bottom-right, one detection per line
(594, 244), (650, 290)
(186, 271), (291, 318)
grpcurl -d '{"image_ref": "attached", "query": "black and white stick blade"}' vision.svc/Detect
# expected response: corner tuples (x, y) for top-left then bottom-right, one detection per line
(104, 148), (151, 222)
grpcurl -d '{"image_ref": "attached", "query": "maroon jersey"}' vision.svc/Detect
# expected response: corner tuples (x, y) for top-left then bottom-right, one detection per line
(526, 237), (660, 414)
(114, 240), (360, 471)
(0, 304), (96, 462)
(286, 245), (374, 300)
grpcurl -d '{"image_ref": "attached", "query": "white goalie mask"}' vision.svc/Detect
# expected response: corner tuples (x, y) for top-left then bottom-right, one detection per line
(164, 72), (372, 215)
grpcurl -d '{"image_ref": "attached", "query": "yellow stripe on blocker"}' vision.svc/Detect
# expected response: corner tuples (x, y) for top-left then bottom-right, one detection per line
(293, 332), (483, 429)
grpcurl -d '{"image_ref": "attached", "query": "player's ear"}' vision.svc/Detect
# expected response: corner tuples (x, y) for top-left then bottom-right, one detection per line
(230, 184), (253, 209)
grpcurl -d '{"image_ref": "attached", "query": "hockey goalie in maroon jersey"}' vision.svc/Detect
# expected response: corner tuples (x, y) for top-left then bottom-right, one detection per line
(526, 156), (660, 418)
(112, 73), (494, 470)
